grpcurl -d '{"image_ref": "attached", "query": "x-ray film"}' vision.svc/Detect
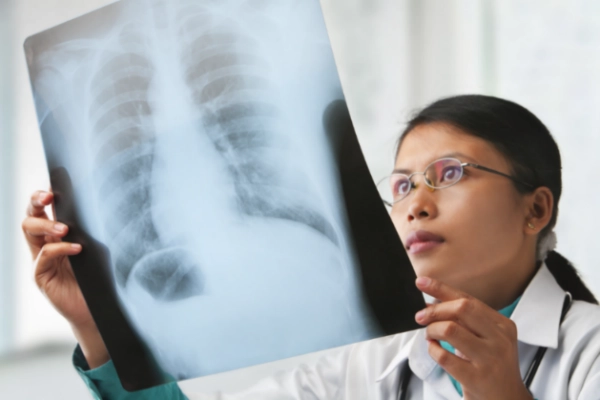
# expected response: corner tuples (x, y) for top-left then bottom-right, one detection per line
(24, 0), (425, 391)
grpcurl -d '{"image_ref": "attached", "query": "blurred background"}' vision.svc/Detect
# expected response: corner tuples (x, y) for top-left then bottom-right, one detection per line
(1, 0), (599, 398)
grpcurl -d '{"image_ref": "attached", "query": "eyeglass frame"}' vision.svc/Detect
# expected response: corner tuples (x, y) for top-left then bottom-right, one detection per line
(378, 157), (535, 207)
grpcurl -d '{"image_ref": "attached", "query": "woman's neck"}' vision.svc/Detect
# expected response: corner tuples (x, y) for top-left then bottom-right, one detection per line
(468, 251), (540, 310)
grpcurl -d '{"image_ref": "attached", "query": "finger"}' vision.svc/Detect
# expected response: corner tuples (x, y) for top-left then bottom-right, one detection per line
(22, 217), (68, 239)
(26, 191), (53, 218)
(416, 276), (471, 302)
(415, 297), (502, 338)
(427, 339), (474, 386)
(34, 242), (82, 279)
(22, 217), (69, 258)
(426, 321), (484, 362)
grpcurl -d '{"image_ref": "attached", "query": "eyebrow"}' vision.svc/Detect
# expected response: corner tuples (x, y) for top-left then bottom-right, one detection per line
(392, 152), (478, 174)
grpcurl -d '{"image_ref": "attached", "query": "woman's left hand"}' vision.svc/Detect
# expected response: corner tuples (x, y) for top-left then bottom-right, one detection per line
(414, 276), (533, 400)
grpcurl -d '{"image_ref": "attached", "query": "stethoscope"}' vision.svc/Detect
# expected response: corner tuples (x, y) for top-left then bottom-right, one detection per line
(396, 292), (573, 400)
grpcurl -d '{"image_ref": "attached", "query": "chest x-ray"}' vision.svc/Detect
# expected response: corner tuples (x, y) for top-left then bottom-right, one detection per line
(24, 0), (424, 391)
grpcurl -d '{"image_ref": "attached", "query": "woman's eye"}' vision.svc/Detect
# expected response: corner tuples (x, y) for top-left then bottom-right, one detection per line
(441, 166), (460, 182)
(395, 180), (411, 195)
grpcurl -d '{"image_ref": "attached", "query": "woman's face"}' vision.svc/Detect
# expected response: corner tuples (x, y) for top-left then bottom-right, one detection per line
(392, 123), (536, 306)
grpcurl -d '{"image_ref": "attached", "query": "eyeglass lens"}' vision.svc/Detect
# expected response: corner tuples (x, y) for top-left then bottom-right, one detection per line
(379, 158), (464, 205)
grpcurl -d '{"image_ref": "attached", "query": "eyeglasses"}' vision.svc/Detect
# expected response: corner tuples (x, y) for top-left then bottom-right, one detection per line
(377, 157), (534, 207)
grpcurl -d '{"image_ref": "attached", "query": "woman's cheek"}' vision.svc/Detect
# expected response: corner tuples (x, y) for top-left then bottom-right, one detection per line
(453, 194), (520, 270)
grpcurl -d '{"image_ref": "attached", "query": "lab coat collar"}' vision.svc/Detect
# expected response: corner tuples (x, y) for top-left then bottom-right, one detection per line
(375, 262), (566, 383)
(375, 333), (419, 382)
(511, 261), (566, 349)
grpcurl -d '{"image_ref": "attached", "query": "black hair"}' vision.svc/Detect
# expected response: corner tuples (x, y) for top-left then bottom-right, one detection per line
(397, 94), (597, 304)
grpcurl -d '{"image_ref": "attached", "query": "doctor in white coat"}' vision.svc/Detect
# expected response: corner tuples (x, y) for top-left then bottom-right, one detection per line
(23, 94), (600, 399)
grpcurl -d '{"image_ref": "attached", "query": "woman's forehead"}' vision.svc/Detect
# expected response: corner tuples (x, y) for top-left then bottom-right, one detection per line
(395, 123), (508, 172)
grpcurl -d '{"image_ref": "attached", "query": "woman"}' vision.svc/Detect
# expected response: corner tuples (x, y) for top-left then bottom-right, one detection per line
(22, 94), (600, 399)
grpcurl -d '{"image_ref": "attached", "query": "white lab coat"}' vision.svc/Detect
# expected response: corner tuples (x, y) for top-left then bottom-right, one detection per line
(185, 263), (600, 399)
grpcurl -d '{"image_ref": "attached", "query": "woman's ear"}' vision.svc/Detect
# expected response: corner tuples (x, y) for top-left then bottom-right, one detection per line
(524, 187), (554, 235)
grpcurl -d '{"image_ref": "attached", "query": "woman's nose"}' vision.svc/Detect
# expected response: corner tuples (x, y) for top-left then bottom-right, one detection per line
(406, 180), (438, 222)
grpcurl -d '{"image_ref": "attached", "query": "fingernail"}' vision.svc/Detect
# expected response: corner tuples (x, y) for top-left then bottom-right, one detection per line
(416, 277), (431, 287)
(415, 310), (426, 322)
(38, 192), (47, 202)
(71, 243), (82, 250)
(54, 224), (66, 233)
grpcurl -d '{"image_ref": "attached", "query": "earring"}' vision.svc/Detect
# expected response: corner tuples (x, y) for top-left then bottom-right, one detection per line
(528, 222), (535, 229)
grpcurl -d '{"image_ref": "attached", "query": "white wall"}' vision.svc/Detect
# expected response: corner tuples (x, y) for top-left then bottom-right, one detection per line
(0, 0), (17, 356)
(0, 344), (91, 400)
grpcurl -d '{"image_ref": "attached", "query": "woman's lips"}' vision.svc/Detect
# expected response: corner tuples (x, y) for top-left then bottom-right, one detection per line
(405, 230), (445, 255)
(407, 240), (443, 254)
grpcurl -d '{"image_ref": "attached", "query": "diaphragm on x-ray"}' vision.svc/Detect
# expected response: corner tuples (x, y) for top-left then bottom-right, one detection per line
(24, 0), (424, 391)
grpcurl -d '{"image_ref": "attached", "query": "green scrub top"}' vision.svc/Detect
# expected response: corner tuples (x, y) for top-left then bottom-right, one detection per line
(73, 346), (187, 400)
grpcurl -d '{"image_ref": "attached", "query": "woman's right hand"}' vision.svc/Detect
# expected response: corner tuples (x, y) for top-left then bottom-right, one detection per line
(22, 190), (109, 367)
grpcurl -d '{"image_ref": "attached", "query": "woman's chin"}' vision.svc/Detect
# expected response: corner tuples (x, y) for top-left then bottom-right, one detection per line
(411, 258), (451, 282)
